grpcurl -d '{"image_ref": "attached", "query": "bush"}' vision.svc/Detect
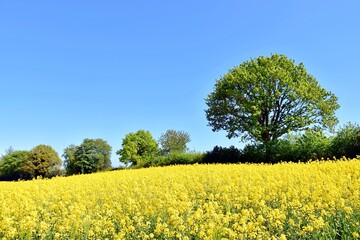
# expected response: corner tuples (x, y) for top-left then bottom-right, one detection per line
(239, 130), (332, 164)
(203, 146), (242, 164)
(271, 137), (298, 163)
(331, 122), (360, 158)
(151, 152), (204, 167)
(293, 130), (332, 161)
(241, 144), (266, 163)
(271, 130), (332, 163)
(111, 166), (127, 171)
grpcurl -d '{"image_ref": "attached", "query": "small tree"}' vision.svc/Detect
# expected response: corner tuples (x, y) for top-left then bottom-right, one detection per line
(117, 130), (158, 167)
(63, 144), (77, 175)
(158, 130), (191, 155)
(0, 150), (31, 180)
(205, 54), (339, 162)
(28, 145), (62, 178)
(70, 139), (112, 174)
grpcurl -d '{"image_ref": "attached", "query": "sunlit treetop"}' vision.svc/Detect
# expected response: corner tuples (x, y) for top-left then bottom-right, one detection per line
(205, 54), (339, 145)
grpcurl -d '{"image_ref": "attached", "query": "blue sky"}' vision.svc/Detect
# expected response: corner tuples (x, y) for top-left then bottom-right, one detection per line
(1, 1), (359, 167)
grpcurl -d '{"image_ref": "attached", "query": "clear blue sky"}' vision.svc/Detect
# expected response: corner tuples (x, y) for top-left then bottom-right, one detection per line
(1, 1), (359, 167)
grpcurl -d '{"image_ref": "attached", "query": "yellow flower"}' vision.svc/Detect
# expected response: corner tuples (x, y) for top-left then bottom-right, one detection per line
(0, 159), (359, 239)
(279, 234), (287, 240)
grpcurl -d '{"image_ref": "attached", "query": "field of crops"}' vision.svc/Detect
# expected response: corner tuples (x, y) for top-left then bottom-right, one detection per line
(0, 159), (360, 239)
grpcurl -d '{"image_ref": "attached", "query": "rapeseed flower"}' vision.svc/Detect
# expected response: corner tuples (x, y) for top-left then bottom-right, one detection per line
(0, 159), (359, 239)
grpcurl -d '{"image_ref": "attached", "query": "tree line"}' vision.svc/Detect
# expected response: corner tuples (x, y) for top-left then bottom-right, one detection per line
(1, 122), (359, 181)
(1, 53), (359, 181)
(203, 123), (360, 164)
(0, 129), (192, 180)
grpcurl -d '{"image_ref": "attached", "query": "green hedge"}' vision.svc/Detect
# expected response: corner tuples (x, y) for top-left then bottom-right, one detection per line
(150, 152), (205, 167)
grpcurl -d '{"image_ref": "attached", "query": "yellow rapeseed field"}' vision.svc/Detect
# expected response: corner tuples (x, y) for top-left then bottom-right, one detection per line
(0, 159), (360, 239)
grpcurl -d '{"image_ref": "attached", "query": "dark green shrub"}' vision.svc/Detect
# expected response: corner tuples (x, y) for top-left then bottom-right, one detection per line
(331, 122), (360, 158)
(241, 144), (266, 163)
(111, 166), (127, 171)
(271, 137), (298, 163)
(203, 146), (242, 164)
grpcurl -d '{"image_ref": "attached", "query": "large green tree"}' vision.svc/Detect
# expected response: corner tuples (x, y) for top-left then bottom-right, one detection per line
(117, 130), (158, 167)
(158, 129), (191, 155)
(65, 139), (112, 175)
(205, 54), (339, 162)
(28, 145), (62, 178)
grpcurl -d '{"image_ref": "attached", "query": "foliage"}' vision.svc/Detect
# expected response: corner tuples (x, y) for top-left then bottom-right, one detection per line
(117, 130), (158, 167)
(28, 145), (62, 178)
(240, 130), (332, 163)
(269, 130), (331, 163)
(158, 129), (191, 155)
(0, 150), (30, 181)
(331, 122), (360, 158)
(241, 144), (266, 163)
(205, 54), (339, 161)
(268, 137), (296, 163)
(65, 139), (112, 175)
(291, 130), (332, 161)
(202, 145), (242, 164)
(0, 160), (359, 239)
(151, 152), (204, 167)
(62, 144), (77, 175)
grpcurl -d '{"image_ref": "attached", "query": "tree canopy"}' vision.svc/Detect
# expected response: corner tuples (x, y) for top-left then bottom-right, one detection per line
(331, 122), (360, 158)
(63, 144), (77, 175)
(158, 130), (191, 155)
(117, 130), (158, 167)
(205, 54), (339, 161)
(28, 145), (62, 178)
(0, 150), (30, 180)
(64, 139), (112, 175)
